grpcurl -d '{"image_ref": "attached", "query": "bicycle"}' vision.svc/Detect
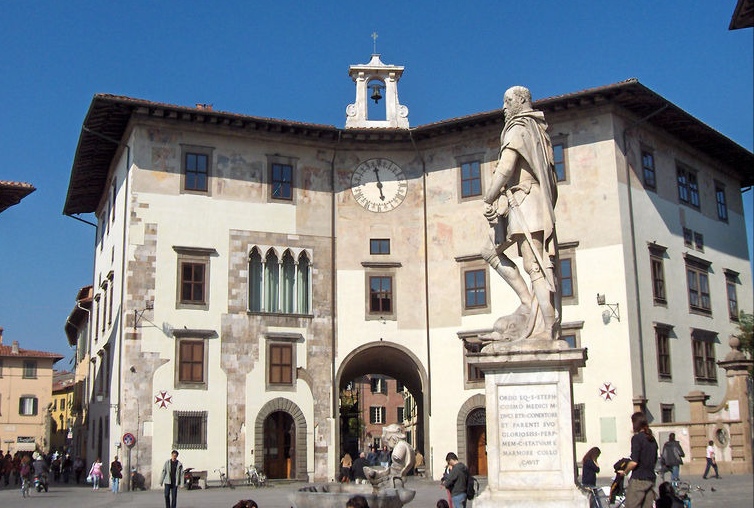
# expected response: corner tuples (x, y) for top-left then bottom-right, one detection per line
(245, 465), (267, 487)
(213, 467), (234, 489)
(673, 481), (704, 507)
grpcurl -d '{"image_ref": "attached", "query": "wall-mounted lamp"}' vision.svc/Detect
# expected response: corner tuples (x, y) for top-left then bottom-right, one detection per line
(133, 300), (154, 330)
(597, 293), (620, 322)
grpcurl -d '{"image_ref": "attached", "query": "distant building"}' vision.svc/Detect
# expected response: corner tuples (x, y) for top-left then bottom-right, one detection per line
(49, 370), (75, 453)
(0, 180), (35, 214)
(64, 285), (92, 459)
(63, 54), (753, 485)
(0, 328), (63, 454)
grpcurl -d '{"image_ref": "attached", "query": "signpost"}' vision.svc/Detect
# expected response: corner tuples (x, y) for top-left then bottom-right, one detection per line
(122, 433), (136, 491)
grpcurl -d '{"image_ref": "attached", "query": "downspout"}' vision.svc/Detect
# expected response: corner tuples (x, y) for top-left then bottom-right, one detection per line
(409, 129), (431, 461)
(330, 131), (342, 468)
(79, 126), (131, 430)
(621, 104), (669, 404)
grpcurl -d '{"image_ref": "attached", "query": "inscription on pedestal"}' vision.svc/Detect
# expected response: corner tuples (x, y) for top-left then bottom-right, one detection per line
(498, 383), (560, 471)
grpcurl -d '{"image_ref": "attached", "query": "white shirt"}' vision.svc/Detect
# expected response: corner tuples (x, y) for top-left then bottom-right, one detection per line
(706, 445), (715, 459)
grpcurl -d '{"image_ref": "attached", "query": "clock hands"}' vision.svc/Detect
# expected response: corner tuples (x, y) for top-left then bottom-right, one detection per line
(373, 167), (386, 201)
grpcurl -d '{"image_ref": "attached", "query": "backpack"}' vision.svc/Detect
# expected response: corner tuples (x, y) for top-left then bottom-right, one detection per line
(466, 474), (479, 500)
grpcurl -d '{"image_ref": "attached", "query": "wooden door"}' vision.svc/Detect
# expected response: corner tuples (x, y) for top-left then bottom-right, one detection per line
(263, 411), (295, 479)
(466, 408), (487, 476)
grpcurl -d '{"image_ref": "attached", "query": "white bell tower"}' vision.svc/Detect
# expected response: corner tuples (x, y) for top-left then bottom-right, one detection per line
(345, 50), (409, 129)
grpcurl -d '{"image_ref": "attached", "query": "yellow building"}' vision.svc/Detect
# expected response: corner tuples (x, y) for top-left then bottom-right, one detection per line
(0, 328), (63, 454)
(49, 371), (75, 453)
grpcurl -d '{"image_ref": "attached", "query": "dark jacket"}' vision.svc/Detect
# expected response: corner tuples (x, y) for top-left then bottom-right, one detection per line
(352, 457), (368, 480)
(582, 458), (600, 486)
(443, 462), (468, 496)
(661, 441), (684, 467)
(630, 432), (658, 482)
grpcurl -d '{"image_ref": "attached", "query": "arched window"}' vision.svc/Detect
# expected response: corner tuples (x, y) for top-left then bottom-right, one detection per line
(264, 250), (280, 312)
(281, 250), (296, 313)
(297, 252), (311, 314)
(249, 248), (263, 312)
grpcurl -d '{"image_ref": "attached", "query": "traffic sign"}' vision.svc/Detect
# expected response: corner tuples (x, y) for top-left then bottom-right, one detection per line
(122, 432), (136, 447)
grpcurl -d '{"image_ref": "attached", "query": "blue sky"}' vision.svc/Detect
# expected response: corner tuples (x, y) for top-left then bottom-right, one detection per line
(1, 1), (752, 367)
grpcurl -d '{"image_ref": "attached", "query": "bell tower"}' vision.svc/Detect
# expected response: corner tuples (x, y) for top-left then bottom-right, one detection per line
(345, 47), (409, 129)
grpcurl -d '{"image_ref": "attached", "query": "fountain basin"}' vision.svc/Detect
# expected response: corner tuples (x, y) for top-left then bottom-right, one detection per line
(289, 483), (416, 508)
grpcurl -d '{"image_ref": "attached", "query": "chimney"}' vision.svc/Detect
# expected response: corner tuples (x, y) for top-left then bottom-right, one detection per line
(0, 326), (3, 344)
(12, 340), (19, 355)
(195, 103), (213, 111)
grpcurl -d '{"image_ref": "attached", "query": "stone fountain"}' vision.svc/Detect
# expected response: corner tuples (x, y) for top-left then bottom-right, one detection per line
(290, 424), (417, 508)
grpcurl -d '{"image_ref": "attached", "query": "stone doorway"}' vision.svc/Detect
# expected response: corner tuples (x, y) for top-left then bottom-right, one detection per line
(263, 410), (295, 479)
(466, 408), (487, 476)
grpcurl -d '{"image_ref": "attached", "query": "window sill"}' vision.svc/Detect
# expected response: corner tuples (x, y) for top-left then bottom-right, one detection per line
(247, 311), (312, 319)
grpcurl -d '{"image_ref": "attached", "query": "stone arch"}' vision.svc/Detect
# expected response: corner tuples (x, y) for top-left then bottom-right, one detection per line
(456, 393), (486, 463)
(254, 397), (308, 480)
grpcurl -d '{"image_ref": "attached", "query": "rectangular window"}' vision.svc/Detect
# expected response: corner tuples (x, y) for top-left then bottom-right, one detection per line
(642, 150), (656, 190)
(184, 152), (209, 192)
(370, 239), (390, 255)
(271, 163), (293, 200)
(269, 343), (293, 385)
(573, 403), (586, 442)
(180, 262), (206, 304)
(656, 329), (671, 380)
(395, 381), (404, 393)
(369, 276), (393, 314)
(173, 411), (208, 449)
(397, 407), (405, 423)
(19, 396), (38, 416)
(651, 255), (666, 303)
(560, 258), (574, 298)
(694, 232), (704, 252)
(108, 274), (114, 325)
(692, 339), (717, 382)
(463, 269), (487, 309)
(687, 265), (711, 313)
(369, 406), (386, 424)
(553, 143), (566, 182)
(460, 161), (482, 198)
(683, 228), (693, 247)
(726, 275), (739, 321)
(371, 377), (387, 394)
(22, 361), (37, 379)
(178, 340), (205, 384)
(716, 184), (728, 221)
(660, 404), (674, 424)
(677, 165), (699, 208)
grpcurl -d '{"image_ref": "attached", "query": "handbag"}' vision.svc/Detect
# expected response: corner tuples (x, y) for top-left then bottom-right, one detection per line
(86, 474), (93, 484)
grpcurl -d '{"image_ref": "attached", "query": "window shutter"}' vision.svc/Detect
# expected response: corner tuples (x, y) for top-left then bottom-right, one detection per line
(33, 398), (38, 416)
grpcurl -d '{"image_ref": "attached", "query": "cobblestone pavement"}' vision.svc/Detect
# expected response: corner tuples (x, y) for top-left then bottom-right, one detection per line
(0, 475), (751, 508)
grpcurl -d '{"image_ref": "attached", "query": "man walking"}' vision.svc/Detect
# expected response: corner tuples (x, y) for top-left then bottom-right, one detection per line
(159, 450), (183, 508)
(660, 433), (685, 482)
(702, 440), (720, 479)
(110, 456), (123, 493)
(442, 452), (469, 508)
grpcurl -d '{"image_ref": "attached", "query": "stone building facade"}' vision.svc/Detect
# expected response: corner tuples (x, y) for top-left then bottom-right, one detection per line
(63, 57), (753, 486)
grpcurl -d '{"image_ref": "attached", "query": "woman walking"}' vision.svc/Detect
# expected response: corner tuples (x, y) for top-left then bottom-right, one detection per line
(617, 412), (658, 508)
(89, 457), (104, 490)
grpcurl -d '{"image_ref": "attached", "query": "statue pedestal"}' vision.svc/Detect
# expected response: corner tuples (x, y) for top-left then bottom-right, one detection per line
(467, 342), (588, 507)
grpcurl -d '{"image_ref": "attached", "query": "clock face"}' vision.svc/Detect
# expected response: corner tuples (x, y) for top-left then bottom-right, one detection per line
(351, 158), (408, 213)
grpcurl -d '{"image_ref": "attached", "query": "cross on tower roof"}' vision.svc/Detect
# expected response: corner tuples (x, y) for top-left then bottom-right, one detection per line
(371, 31), (378, 54)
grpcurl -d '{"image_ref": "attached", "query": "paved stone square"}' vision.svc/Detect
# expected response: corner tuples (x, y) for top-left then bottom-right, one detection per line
(0, 475), (751, 508)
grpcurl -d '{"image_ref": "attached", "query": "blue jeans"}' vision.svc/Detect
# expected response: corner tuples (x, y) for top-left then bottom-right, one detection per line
(111, 477), (120, 493)
(702, 458), (719, 478)
(451, 492), (467, 508)
(669, 465), (680, 482)
(164, 483), (178, 508)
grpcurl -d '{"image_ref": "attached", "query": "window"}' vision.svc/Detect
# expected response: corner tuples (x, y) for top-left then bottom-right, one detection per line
(397, 407), (405, 423)
(271, 163), (293, 200)
(553, 142), (567, 182)
(656, 328), (671, 380)
(395, 381), (404, 393)
(173, 411), (207, 449)
(464, 269), (487, 309)
(0, 359), (3, 377)
(660, 404), (674, 424)
(371, 377), (387, 394)
(178, 340), (205, 385)
(561, 321), (584, 382)
(369, 276), (393, 314)
(693, 232), (704, 252)
(108, 272), (114, 325)
(715, 184), (728, 221)
(268, 343), (293, 386)
(101, 281), (108, 334)
(60, 398), (65, 411)
(686, 256), (711, 314)
(677, 165), (699, 208)
(573, 403), (585, 442)
(174, 247), (215, 310)
(248, 247), (311, 315)
(22, 361), (37, 379)
(560, 258), (575, 299)
(725, 270), (739, 321)
(369, 406), (386, 424)
(94, 294), (100, 341)
(692, 338), (717, 382)
(683, 227), (693, 247)
(651, 256), (666, 304)
(182, 148), (211, 193)
(460, 160), (482, 198)
(642, 150), (656, 190)
(19, 396), (38, 416)
(370, 239), (390, 255)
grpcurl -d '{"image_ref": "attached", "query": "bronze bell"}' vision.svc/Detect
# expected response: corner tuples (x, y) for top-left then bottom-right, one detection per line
(370, 84), (383, 104)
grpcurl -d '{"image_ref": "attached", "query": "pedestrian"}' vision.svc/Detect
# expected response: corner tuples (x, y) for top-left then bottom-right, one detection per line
(442, 452), (469, 508)
(581, 446), (601, 488)
(340, 452), (353, 482)
(346, 494), (370, 508)
(702, 440), (720, 479)
(655, 481), (684, 508)
(89, 457), (104, 490)
(159, 449), (183, 508)
(73, 456), (84, 484)
(617, 412), (658, 508)
(660, 433), (685, 482)
(378, 445), (390, 468)
(62, 453), (73, 483)
(110, 456), (123, 493)
(366, 445), (377, 466)
(352, 451), (368, 484)
(2, 450), (12, 487)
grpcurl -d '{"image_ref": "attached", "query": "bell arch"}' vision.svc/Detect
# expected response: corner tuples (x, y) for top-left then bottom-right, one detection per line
(456, 393), (487, 475)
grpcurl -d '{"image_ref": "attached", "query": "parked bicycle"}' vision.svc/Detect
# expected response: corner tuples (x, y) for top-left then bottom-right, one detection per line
(214, 467), (234, 489)
(245, 464), (267, 487)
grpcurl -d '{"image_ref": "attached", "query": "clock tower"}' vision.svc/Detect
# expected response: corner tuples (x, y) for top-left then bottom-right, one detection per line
(345, 51), (409, 129)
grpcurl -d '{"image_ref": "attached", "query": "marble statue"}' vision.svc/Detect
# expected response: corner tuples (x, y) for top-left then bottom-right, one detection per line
(480, 85), (560, 343)
(364, 424), (416, 488)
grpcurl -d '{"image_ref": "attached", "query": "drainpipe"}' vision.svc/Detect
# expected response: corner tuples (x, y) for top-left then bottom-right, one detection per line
(330, 132), (341, 476)
(621, 104), (669, 405)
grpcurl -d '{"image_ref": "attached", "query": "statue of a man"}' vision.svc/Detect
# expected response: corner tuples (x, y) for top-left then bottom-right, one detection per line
(481, 85), (560, 341)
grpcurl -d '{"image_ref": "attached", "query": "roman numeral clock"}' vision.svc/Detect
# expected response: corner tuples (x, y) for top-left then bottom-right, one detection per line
(351, 158), (408, 213)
